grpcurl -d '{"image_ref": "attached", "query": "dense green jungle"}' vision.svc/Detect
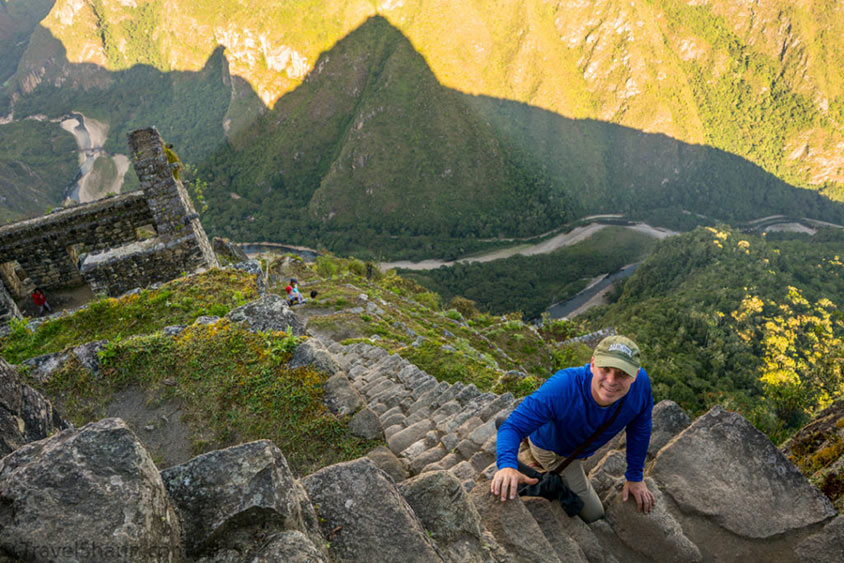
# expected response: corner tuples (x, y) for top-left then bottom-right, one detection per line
(2, 1), (844, 255)
(582, 226), (844, 441)
(2, 0), (844, 448)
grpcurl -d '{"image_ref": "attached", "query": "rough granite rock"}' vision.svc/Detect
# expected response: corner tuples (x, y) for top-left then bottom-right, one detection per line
(322, 373), (365, 416)
(398, 470), (494, 563)
(648, 399), (691, 455)
(348, 407), (383, 440)
(408, 444), (448, 475)
(288, 338), (342, 374)
(212, 237), (249, 265)
(302, 457), (443, 562)
(388, 419), (435, 454)
(588, 450), (627, 500)
(162, 324), (187, 336)
(0, 411), (23, 457)
(227, 259), (267, 295)
(366, 445), (409, 483)
(604, 477), (702, 562)
(554, 503), (621, 563)
(650, 406), (836, 539)
(160, 440), (321, 557)
(20, 351), (68, 384)
(0, 418), (182, 562)
(468, 482), (562, 563)
(0, 358), (22, 414)
(18, 385), (65, 444)
(72, 340), (108, 375)
(467, 418), (496, 446)
(522, 497), (589, 563)
(0, 358), (68, 457)
(249, 531), (329, 563)
(21, 340), (107, 384)
(225, 294), (305, 335)
(795, 515), (844, 563)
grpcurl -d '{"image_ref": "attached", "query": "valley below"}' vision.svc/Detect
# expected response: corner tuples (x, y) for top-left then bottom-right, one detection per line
(58, 113), (129, 203)
(381, 221), (678, 271)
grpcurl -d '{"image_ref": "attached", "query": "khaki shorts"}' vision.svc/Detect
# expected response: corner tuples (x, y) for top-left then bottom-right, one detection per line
(518, 438), (605, 522)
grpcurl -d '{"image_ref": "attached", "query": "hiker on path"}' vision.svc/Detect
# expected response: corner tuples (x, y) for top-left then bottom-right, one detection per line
(31, 288), (53, 316)
(491, 335), (655, 522)
(285, 278), (306, 305)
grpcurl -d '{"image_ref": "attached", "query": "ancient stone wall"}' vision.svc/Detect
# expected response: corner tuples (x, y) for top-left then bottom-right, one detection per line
(80, 234), (211, 297)
(0, 126), (218, 333)
(0, 193), (153, 294)
(127, 128), (217, 266)
(0, 283), (22, 337)
(73, 128), (219, 297)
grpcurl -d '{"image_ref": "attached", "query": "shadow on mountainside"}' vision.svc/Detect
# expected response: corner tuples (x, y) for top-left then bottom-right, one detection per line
(5, 15), (843, 243)
(0, 0), (55, 84)
(1, 24), (264, 220)
(466, 93), (839, 226)
(199, 15), (844, 248)
(6, 25), (264, 162)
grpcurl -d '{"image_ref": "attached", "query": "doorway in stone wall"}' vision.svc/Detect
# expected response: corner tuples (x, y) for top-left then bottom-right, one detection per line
(0, 261), (31, 299)
(1, 260), (41, 318)
(22, 285), (96, 317)
(41, 242), (99, 316)
(2, 256), (96, 318)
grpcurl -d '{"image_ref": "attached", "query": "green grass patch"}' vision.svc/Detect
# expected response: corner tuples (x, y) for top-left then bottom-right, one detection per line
(494, 373), (541, 398)
(38, 321), (377, 475)
(480, 321), (552, 377)
(398, 340), (499, 391)
(0, 268), (259, 364)
(0, 120), (78, 221)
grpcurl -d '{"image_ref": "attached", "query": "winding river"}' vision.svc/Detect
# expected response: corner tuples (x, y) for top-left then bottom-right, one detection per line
(381, 222), (677, 271)
(59, 113), (129, 203)
(379, 221), (676, 318)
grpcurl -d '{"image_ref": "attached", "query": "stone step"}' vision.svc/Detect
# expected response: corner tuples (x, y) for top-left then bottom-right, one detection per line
(403, 408), (432, 428)
(478, 392), (515, 422)
(387, 420), (435, 455)
(407, 382), (451, 414)
(379, 406), (407, 429)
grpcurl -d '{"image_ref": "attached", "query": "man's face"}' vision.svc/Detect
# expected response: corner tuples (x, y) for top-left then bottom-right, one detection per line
(590, 358), (636, 406)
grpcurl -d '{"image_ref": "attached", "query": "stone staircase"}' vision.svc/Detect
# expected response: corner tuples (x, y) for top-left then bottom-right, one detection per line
(319, 340), (663, 562)
(329, 341), (517, 487)
(318, 338), (842, 563)
(5, 300), (841, 562)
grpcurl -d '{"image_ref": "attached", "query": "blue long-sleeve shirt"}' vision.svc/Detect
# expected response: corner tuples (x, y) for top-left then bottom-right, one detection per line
(496, 363), (653, 482)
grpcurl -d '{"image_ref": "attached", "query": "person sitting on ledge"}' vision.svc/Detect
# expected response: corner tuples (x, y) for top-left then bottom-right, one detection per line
(285, 279), (306, 305)
(491, 335), (655, 522)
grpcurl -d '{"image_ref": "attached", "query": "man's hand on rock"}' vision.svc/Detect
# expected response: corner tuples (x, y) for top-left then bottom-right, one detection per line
(490, 467), (539, 502)
(623, 480), (655, 514)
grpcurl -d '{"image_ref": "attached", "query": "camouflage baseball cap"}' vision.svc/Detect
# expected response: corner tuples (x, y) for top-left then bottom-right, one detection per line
(593, 335), (640, 378)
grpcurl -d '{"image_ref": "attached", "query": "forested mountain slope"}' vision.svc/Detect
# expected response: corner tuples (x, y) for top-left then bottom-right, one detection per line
(1, 0), (843, 254)
(583, 226), (844, 440)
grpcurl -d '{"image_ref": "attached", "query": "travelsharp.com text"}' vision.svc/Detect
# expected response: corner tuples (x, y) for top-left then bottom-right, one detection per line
(17, 540), (183, 560)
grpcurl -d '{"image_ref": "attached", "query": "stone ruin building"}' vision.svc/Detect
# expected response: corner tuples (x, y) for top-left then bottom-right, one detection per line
(0, 127), (218, 336)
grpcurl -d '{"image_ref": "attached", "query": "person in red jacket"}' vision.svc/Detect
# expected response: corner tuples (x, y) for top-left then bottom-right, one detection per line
(31, 288), (52, 316)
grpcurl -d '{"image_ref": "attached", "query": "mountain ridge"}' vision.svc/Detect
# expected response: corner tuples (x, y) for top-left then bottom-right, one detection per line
(1, 1), (843, 256)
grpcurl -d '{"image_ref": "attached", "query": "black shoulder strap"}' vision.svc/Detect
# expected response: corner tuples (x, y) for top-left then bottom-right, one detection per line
(551, 394), (627, 475)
